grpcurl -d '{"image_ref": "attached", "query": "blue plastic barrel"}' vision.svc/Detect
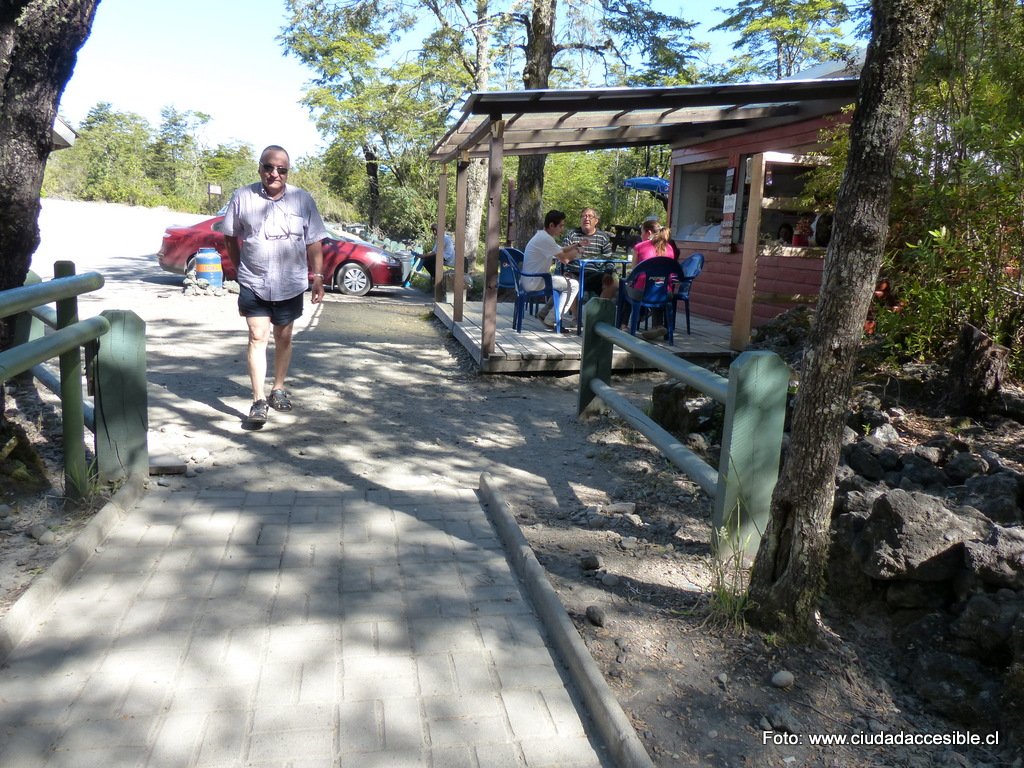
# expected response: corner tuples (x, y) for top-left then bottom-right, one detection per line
(195, 248), (223, 288)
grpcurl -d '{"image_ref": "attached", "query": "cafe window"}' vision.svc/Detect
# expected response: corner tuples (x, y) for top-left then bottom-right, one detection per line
(671, 162), (729, 244)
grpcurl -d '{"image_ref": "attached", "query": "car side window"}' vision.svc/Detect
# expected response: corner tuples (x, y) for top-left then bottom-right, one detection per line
(213, 220), (225, 233)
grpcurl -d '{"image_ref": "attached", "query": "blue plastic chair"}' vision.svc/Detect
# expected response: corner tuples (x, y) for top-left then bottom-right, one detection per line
(497, 247), (521, 291)
(502, 247), (565, 333)
(616, 256), (689, 344)
(677, 252), (705, 336)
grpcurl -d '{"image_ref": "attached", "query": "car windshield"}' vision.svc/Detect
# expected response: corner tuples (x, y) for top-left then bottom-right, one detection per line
(326, 226), (371, 245)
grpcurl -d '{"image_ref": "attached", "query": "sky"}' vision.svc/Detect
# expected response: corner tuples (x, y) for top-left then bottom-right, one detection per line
(58, 0), (736, 159)
(59, 0), (326, 158)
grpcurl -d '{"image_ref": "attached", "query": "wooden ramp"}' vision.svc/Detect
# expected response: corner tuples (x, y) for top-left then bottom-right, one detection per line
(434, 300), (734, 374)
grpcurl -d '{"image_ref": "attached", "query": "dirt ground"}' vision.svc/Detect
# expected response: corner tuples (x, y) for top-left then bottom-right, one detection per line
(1, 200), (1021, 768)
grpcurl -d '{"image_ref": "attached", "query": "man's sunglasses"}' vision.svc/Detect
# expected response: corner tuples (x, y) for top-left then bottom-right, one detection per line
(260, 163), (289, 175)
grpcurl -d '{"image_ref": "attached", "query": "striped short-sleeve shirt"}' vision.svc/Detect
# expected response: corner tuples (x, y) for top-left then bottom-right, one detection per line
(222, 182), (328, 301)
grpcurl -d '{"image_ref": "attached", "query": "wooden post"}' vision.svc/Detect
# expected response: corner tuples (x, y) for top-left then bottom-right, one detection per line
(94, 310), (148, 482)
(54, 260), (88, 501)
(12, 271), (44, 348)
(453, 156), (469, 321)
(434, 169), (449, 304)
(731, 152), (765, 350)
(577, 298), (616, 414)
(713, 350), (790, 560)
(481, 120), (504, 358)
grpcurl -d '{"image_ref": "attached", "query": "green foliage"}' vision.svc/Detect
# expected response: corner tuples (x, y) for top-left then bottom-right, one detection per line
(865, 0), (1024, 378)
(708, 520), (753, 632)
(713, 0), (856, 79)
(43, 102), (260, 214)
(43, 102), (158, 205)
(288, 155), (360, 224)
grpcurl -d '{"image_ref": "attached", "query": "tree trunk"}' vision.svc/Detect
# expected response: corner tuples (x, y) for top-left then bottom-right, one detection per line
(363, 145), (379, 229)
(746, 0), (945, 640)
(512, 156), (546, 249)
(512, 0), (556, 248)
(461, 2), (491, 270)
(0, 0), (99, 294)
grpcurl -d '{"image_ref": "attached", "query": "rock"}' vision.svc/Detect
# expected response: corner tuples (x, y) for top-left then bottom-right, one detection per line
(618, 536), (639, 551)
(950, 592), (1020, 660)
(27, 523), (48, 541)
(605, 501), (636, 515)
(910, 651), (1000, 724)
(585, 605), (606, 627)
(580, 553), (603, 571)
(885, 580), (949, 610)
(963, 472), (1023, 525)
(857, 490), (991, 581)
(870, 423), (902, 446)
(963, 526), (1024, 590)
(600, 573), (620, 587)
(717, 673), (728, 687)
(650, 381), (695, 433)
(846, 443), (885, 481)
(37, 530), (56, 545)
(945, 452), (990, 483)
(899, 456), (948, 489)
(0, 504), (12, 518)
(766, 703), (801, 733)
(914, 445), (944, 465)
(684, 433), (710, 454)
(771, 670), (795, 688)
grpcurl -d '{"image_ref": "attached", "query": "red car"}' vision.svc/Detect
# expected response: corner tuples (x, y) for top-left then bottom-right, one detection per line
(157, 215), (404, 296)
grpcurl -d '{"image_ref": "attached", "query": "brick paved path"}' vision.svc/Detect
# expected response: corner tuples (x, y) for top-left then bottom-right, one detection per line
(0, 485), (608, 767)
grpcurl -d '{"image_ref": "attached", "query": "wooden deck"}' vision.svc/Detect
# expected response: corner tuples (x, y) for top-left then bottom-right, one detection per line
(434, 300), (735, 373)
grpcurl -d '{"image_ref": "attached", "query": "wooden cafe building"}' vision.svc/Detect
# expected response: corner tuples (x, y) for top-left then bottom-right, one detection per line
(427, 65), (861, 372)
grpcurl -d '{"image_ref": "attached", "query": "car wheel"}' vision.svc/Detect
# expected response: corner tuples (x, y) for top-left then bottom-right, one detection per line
(335, 263), (372, 296)
(185, 255), (197, 274)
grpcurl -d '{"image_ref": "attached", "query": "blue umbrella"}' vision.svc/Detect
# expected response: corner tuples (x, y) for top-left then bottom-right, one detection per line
(623, 176), (669, 196)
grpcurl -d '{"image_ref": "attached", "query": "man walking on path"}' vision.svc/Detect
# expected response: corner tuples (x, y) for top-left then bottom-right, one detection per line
(224, 145), (328, 426)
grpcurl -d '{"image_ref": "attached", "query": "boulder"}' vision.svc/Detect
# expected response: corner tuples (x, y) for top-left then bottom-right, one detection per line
(963, 525), (1024, 590)
(885, 580), (950, 610)
(857, 490), (991, 582)
(950, 592), (1021, 662)
(846, 442), (886, 481)
(651, 381), (695, 433)
(945, 452), (990, 483)
(963, 472), (1023, 525)
(910, 651), (1001, 724)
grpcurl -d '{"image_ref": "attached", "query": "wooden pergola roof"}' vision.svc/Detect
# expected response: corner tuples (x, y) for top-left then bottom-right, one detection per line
(429, 77), (861, 162)
(426, 71), (862, 361)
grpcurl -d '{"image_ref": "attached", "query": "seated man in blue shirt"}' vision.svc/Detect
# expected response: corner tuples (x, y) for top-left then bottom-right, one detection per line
(423, 223), (457, 279)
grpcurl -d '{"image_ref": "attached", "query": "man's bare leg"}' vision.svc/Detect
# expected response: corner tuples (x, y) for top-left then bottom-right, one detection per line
(246, 316), (271, 403)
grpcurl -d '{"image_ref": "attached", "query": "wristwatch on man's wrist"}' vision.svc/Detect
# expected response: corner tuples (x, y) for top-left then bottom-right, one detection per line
(312, 273), (324, 279)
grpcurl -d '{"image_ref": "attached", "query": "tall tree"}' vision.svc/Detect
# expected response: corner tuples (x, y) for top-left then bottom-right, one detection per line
(713, 0), (854, 79)
(746, 0), (945, 639)
(282, 0), (465, 234)
(146, 106), (210, 208)
(0, 0), (99, 293)
(510, 0), (557, 249)
(510, 0), (698, 247)
(43, 102), (155, 204)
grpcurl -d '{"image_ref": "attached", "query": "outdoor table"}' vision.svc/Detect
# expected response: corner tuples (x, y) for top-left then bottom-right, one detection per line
(562, 257), (631, 334)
